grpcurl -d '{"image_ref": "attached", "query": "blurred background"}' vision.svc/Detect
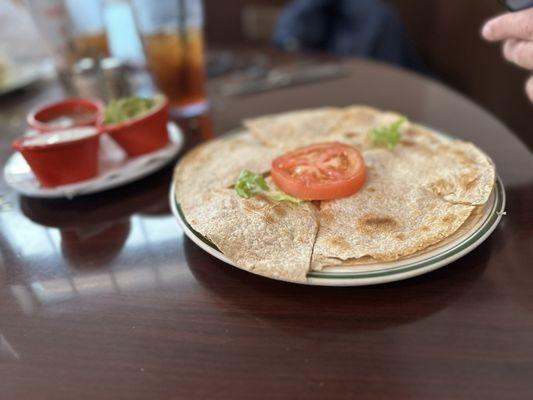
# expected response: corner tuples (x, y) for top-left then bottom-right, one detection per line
(0, 0), (531, 149)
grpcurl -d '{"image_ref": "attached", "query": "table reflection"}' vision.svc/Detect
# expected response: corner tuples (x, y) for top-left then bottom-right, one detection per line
(60, 220), (131, 268)
(183, 233), (497, 333)
(1, 164), (193, 315)
(0, 332), (20, 360)
(9, 261), (187, 315)
(17, 164), (173, 266)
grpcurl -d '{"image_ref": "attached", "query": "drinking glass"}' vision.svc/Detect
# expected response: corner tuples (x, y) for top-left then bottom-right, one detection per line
(64, 0), (110, 59)
(26, 0), (77, 71)
(129, 0), (207, 116)
(61, 0), (109, 59)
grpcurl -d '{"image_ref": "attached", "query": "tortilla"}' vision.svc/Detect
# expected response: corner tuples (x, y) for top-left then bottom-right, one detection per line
(328, 106), (405, 148)
(174, 132), (281, 209)
(174, 135), (318, 282)
(181, 188), (318, 282)
(175, 106), (497, 281)
(311, 128), (495, 269)
(245, 106), (404, 150)
(244, 107), (344, 150)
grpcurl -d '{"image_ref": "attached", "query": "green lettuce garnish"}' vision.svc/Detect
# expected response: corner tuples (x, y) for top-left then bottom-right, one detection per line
(235, 170), (303, 204)
(369, 117), (407, 149)
(103, 96), (159, 125)
(235, 170), (269, 198)
(267, 190), (303, 203)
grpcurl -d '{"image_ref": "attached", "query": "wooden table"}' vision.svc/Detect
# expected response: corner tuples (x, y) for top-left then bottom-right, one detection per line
(1, 58), (532, 400)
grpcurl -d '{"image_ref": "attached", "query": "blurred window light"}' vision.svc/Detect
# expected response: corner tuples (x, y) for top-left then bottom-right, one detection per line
(64, 0), (106, 35)
(1, 218), (61, 260)
(155, 264), (183, 287)
(0, 333), (20, 361)
(31, 278), (75, 304)
(114, 267), (157, 292)
(10, 285), (36, 315)
(73, 273), (116, 296)
(104, 0), (145, 64)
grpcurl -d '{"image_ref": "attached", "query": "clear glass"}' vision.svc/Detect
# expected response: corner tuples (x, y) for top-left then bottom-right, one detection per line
(26, 0), (77, 70)
(64, 0), (110, 59)
(104, 0), (145, 64)
(130, 0), (207, 116)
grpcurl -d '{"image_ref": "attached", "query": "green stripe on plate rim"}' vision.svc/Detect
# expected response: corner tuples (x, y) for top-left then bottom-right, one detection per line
(176, 177), (504, 280)
(176, 202), (222, 251)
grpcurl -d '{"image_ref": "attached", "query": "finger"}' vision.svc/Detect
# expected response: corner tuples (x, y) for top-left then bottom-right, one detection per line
(526, 76), (533, 103)
(482, 9), (533, 41)
(503, 39), (533, 69)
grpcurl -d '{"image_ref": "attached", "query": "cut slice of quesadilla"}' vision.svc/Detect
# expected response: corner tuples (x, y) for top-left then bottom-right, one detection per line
(174, 134), (318, 282)
(181, 188), (318, 282)
(327, 106), (404, 148)
(311, 128), (495, 269)
(244, 107), (344, 150)
(245, 106), (405, 150)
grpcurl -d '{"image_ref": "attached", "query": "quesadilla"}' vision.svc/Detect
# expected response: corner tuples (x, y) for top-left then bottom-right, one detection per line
(174, 134), (318, 282)
(182, 188), (318, 281)
(174, 106), (496, 282)
(311, 135), (494, 268)
(245, 106), (403, 150)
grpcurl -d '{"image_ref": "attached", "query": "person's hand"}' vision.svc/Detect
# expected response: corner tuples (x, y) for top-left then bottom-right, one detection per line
(482, 8), (533, 101)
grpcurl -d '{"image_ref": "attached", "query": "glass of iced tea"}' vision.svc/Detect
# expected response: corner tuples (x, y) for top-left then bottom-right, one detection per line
(64, 0), (110, 59)
(130, 0), (207, 116)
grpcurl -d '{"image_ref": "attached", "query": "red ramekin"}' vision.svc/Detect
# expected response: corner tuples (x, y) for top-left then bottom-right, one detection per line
(27, 97), (104, 133)
(98, 96), (170, 157)
(12, 127), (101, 187)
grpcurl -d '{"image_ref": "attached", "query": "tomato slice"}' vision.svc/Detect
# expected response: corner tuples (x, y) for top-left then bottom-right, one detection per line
(271, 142), (366, 201)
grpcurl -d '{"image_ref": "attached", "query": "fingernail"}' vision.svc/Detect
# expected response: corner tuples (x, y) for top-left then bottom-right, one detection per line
(482, 22), (493, 38)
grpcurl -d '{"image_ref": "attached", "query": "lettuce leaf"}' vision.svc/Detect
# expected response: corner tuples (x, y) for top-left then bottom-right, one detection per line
(369, 117), (407, 149)
(235, 170), (303, 204)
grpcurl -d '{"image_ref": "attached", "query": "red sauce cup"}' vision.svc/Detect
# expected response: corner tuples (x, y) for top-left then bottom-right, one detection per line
(99, 96), (170, 157)
(27, 97), (104, 133)
(12, 127), (101, 187)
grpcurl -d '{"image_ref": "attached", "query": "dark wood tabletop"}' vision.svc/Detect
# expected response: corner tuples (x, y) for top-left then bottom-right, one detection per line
(1, 58), (532, 400)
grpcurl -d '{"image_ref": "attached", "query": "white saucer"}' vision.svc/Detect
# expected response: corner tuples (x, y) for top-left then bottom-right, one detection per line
(4, 122), (183, 199)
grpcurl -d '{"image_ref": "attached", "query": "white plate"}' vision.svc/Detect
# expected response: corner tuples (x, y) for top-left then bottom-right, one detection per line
(170, 127), (506, 286)
(5, 122), (183, 199)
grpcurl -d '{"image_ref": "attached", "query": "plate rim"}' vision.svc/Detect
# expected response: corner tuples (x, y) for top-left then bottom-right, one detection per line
(170, 177), (505, 286)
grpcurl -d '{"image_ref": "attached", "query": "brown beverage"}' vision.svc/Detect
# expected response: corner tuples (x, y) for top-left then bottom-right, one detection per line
(142, 28), (206, 108)
(73, 31), (110, 59)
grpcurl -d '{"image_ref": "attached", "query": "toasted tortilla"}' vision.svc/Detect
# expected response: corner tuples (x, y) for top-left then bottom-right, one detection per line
(328, 106), (404, 148)
(244, 107), (344, 150)
(311, 128), (495, 269)
(174, 135), (318, 282)
(180, 188), (318, 282)
(245, 106), (404, 150)
(174, 132), (281, 209)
